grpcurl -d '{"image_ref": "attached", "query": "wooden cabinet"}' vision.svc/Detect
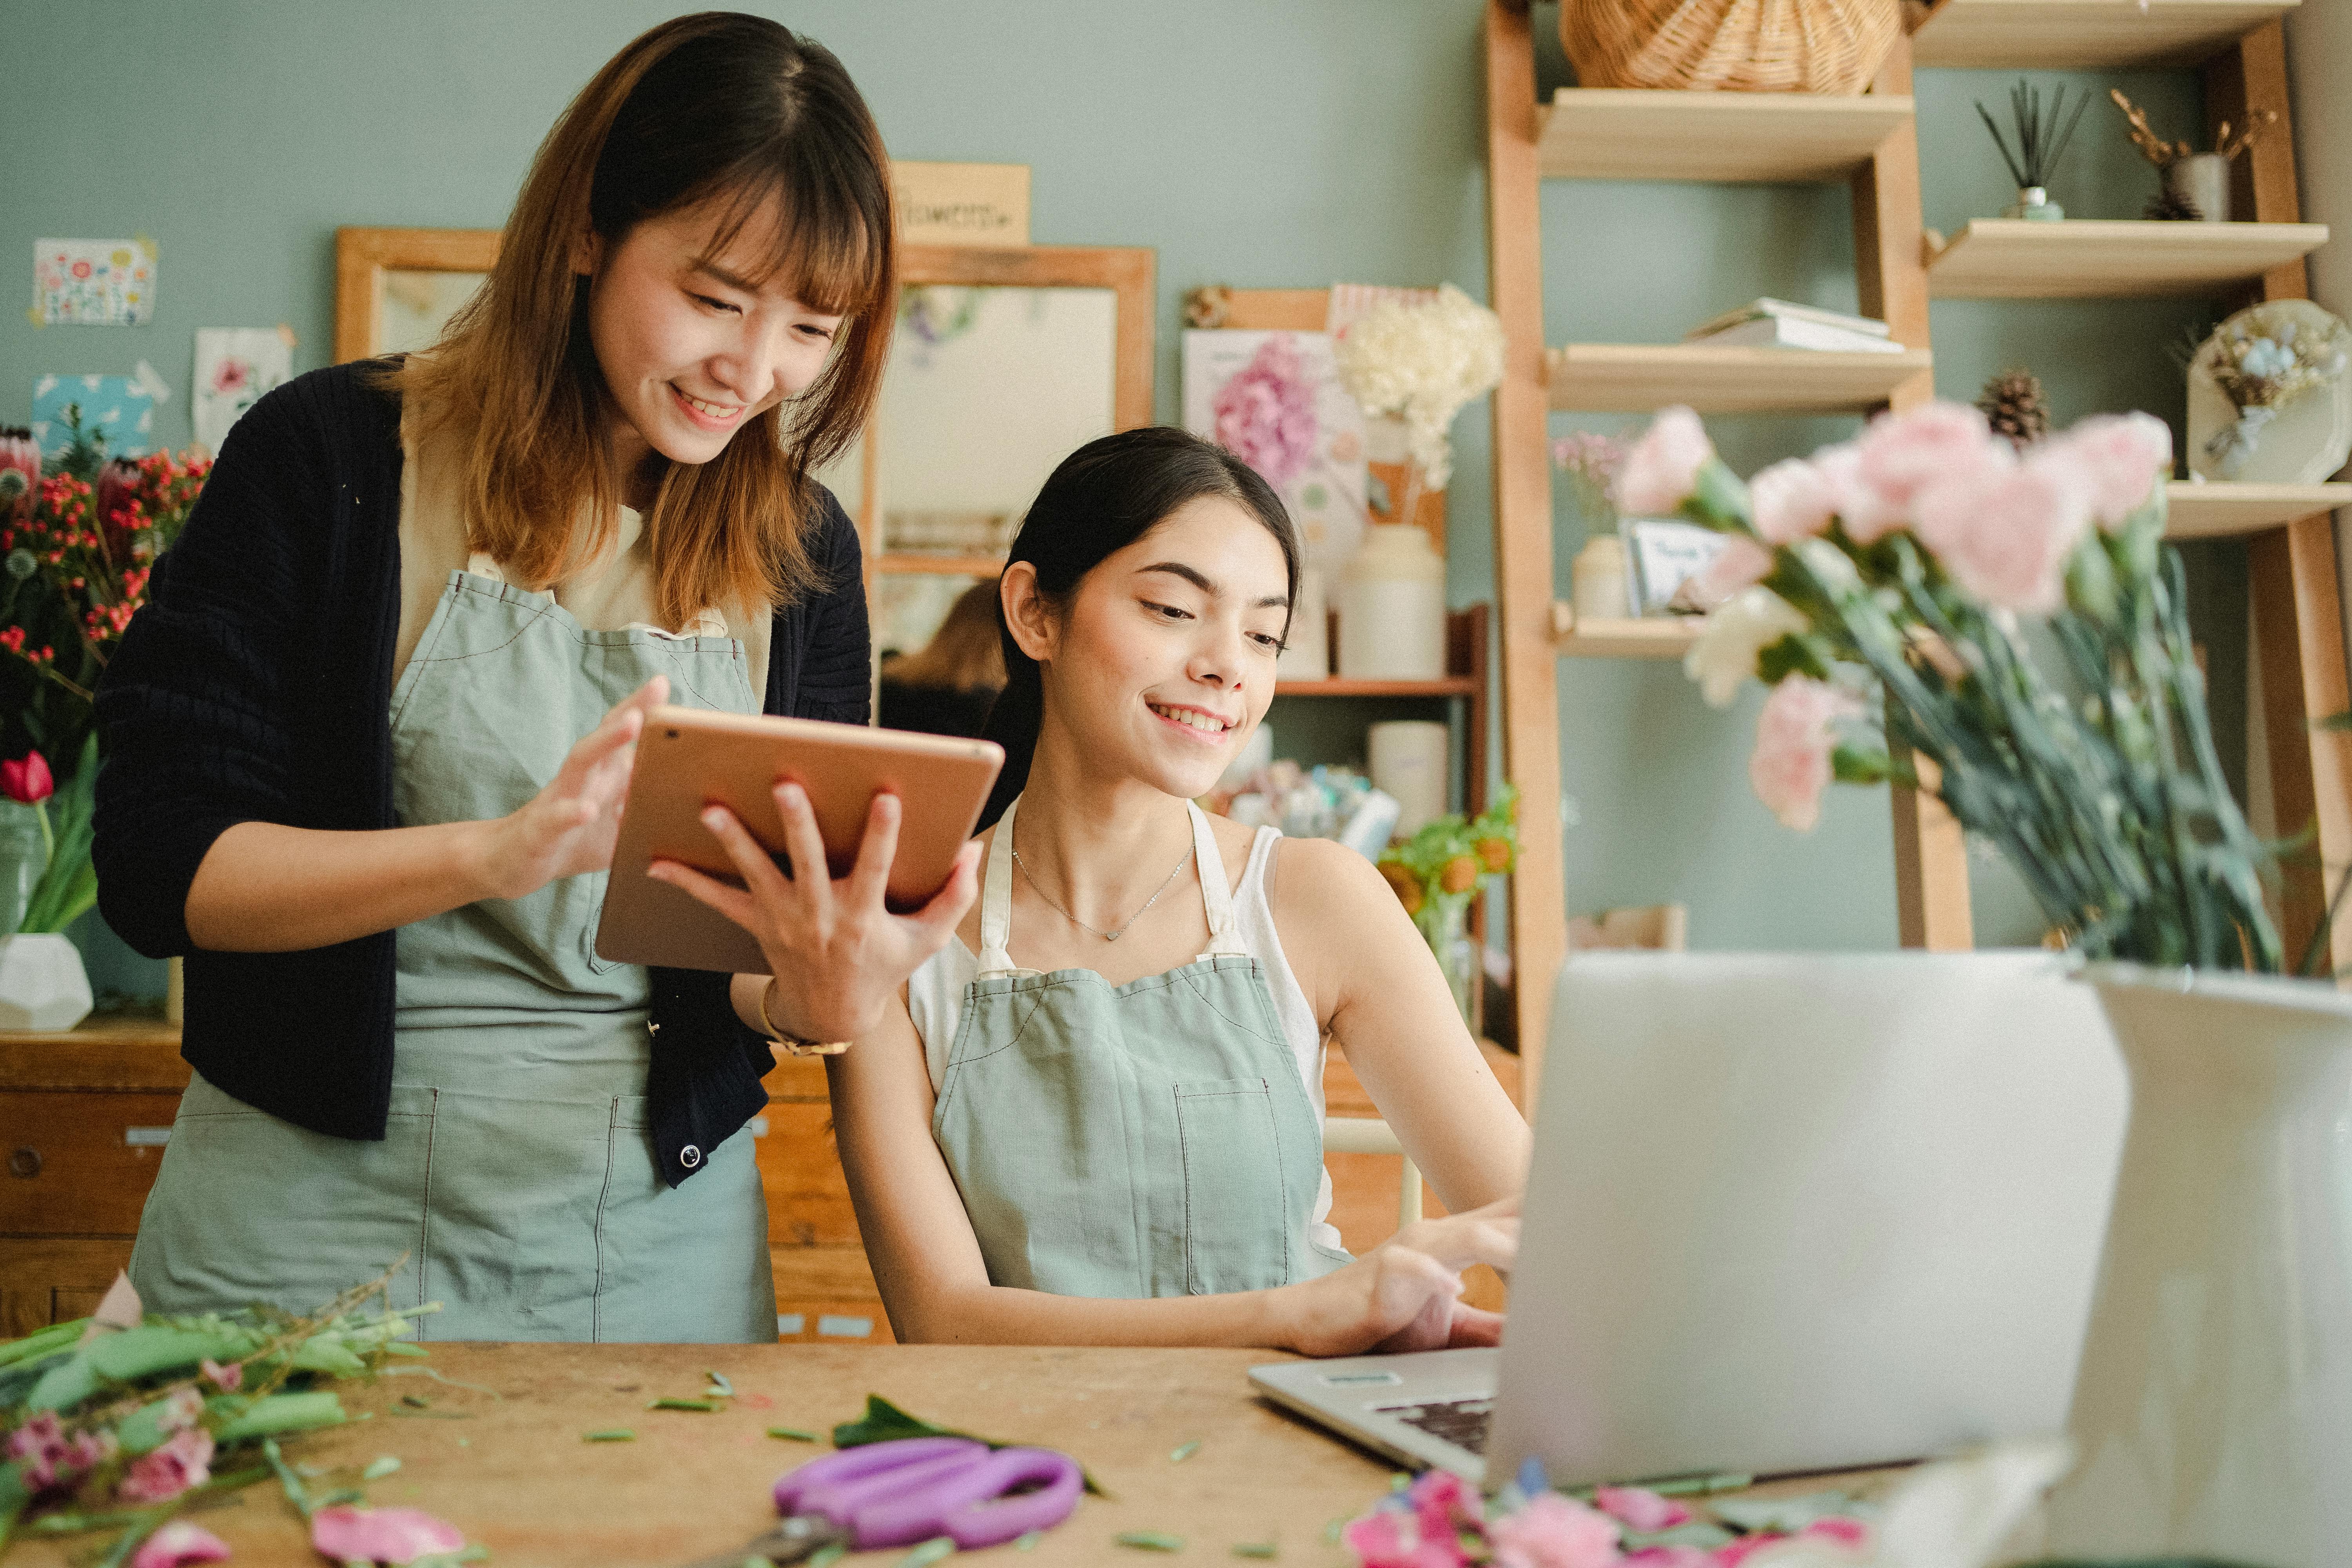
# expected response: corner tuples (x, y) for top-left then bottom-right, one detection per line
(0, 1018), (188, 1338)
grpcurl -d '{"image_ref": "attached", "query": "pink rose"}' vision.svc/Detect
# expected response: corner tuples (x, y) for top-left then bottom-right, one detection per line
(130, 1521), (232, 1568)
(1748, 456), (1845, 545)
(2047, 411), (2172, 532)
(1409, 1468), (1480, 1541)
(310, 1506), (468, 1566)
(1595, 1485), (1694, 1534)
(1711, 1535), (1788, 1566)
(1687, 536), (1774, 607)
(1342, 1507), (1470, 1568)
(1842, 403), (2005, 544)
(1801, 1516), (1871, 1548)
(1750, 677), (1861, 832)
(117, 1426), (213, 1505)
(1616, 406), (1712, 516)
(1486, 1493), (1622, 1568)
(1913, 451), (2093, 613)
(209, 359), (251, 396)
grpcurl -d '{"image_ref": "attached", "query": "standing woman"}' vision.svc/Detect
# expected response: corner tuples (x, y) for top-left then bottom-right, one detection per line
(92, 13), (975, 1343)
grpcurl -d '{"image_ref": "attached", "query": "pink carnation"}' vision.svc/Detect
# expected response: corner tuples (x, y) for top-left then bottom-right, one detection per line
(1616, 407), (1713, 516)
(1486, 1493), (1622, 1568)
(200, 1357), (241, 1392)
(1751, 677), (1861, 832)
(310, 1506), (468, 1566)
(117, 1427), (213, 1505)
(1342, 1508), (1470, 1568)
(1409, 1469), (1481, 1542)
(1596, 1485), (1694, 1533)
(1842, 402), (2005, 544)
(1687, 536), (1774, 607)
(1213, 335), (1320, 489)
(1711, 1536), (1788, 1566)
(130, 1521), (232, 1568)
(1748, 456), (1845, 545)
(1913, 451), (2093, 613)
(1801, 1516), (1871, 1549)
(2048, 411), (2172, 532)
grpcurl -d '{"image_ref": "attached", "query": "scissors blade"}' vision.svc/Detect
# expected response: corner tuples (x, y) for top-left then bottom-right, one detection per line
(676, 1515), (847, 1568)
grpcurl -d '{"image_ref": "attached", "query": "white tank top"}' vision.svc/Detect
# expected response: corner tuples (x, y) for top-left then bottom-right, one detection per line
(906, 824), (1340, 1247)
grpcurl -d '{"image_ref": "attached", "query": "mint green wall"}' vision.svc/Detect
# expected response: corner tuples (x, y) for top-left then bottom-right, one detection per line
(0, 1), (2239, 993)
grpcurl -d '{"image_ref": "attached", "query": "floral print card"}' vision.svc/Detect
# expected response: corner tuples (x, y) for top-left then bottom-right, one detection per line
(32, 238), (157, 327)
(29, 366), (169, 461)
(193, 328), (294, 454)
(1182, 329), (1368, 570)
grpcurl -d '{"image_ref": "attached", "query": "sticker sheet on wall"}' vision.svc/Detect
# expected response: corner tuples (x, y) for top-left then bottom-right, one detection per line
(1180, 330), (1368, 571)
(31, 238), (157, 327)
(193, 328), (294, 454)
(29, 365), (171, 461)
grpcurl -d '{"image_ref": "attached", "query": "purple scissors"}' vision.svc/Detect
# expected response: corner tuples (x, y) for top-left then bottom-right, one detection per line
(681, 1437), (1083, 1567)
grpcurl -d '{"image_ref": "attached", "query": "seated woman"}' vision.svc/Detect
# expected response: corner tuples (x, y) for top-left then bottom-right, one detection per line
(878, 581), (1005, 738)
(828, 427), (1527, 1353)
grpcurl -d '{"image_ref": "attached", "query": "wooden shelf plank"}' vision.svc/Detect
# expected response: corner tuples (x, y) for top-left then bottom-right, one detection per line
(1550, 606), (1706, 659)
(1546, 343), (1931, 414)
(1925, 219), (2328, 299)
(1537, 89), (1912, 183)
(873, 552), (1002, 576)
(1273, 677), (1479, 698)
(1912, 0), (2299, 69)
(2166, 481), (2352, 539)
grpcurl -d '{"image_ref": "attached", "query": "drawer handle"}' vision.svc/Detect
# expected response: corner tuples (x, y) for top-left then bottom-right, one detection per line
(8, 1148), (41, 1179)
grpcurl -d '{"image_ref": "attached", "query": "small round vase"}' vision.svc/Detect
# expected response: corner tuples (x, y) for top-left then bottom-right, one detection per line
(2004, 185), (2065, 222)
(2046, 964), (2352, 1567)
(2165, 153), (2231, 223)
(0, 934), (93, 1032)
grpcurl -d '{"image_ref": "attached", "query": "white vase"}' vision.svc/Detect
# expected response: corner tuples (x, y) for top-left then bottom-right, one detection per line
(2046, 964), (2352, 1567)
(1336, 524), (1445, 680)
(2166, 152), (2232, 222)
(0, 933), (93, 1032)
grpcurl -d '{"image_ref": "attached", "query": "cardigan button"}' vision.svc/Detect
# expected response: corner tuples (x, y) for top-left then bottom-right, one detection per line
(679, 1143), (702, 1169)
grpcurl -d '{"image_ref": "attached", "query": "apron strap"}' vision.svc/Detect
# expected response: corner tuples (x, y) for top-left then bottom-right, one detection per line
(464, 553), (728, 637)
(1188, 800), (1247, 958)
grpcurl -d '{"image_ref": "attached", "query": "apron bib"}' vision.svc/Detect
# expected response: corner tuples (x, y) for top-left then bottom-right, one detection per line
(932, 797), (1347, 1298)
(132, 560), (776, 1342)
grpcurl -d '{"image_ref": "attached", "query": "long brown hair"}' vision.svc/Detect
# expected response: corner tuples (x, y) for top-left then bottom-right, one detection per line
(386, 12), (894, 624)
(884, 581), (1008, 692)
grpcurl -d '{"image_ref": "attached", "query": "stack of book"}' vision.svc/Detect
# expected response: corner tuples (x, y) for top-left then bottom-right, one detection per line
(1684, 299), (1904, 354)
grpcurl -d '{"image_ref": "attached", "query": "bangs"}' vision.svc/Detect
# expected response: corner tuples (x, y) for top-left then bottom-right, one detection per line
(692, 158), (883, 318)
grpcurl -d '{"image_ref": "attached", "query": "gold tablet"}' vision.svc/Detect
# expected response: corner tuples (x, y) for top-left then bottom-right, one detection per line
(594, 705), (1003, 974)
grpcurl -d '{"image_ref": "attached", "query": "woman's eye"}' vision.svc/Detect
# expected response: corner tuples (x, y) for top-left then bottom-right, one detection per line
(797, 323), (837, 341)
(1250, 633), (1283, 651)
(1143, 600), (1191, 621)
(693, 293), (741, 314)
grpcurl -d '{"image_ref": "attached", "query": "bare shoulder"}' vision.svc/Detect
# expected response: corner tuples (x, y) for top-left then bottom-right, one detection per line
(1267, 832), (1395, 917)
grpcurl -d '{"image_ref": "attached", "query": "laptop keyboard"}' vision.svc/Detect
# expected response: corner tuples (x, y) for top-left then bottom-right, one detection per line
(1379, 1397), (1493, 1454)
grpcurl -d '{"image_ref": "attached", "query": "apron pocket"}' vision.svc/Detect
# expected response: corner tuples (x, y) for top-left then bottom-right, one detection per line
(1173, 1077), (1292, 1296)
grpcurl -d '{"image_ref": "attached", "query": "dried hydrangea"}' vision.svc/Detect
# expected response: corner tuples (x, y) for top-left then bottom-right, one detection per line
(1333, 283), (1505, 491)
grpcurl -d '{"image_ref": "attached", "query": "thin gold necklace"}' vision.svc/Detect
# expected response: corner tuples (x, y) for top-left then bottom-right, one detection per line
(1011, 827), (1194, 943)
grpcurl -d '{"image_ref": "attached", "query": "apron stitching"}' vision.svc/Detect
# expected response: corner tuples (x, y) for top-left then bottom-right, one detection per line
(1177, 1085), (1197, 1294)
(1169, 962), (1287, 1047)
(1262, 1076), (1293, 1287)
(941, 987), (1053, 1072)
(416, 1088), (438, 1334)
(591, 1098), (622, 1345)
(400, 580), (568, 670)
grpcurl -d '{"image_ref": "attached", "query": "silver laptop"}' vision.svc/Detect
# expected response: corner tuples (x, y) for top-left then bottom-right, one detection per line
(1252, 951), (2127, 1485)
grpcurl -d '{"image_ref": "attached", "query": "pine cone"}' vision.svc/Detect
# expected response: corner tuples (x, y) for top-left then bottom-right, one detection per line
(2144, 186), (2202, 221)
(1977, 368), (2049, 450)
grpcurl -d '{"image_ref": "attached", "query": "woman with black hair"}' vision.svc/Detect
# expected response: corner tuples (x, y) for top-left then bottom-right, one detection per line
(794, 428), (1528, 1352)
(95, 14), (973, 1343)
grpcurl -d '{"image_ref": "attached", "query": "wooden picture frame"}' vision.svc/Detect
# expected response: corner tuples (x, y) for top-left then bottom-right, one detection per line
(332, 227), (501, 364)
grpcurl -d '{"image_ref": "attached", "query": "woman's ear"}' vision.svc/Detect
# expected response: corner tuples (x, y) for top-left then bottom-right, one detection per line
(1000, 562), (1056, 664)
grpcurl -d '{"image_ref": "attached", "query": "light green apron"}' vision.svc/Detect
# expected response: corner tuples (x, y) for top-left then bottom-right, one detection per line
(932, 796), (1349, 1298)
(130, 560), (775, 1342)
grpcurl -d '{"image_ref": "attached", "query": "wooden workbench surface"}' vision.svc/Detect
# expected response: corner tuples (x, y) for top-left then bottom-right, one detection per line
(14, 1343), (1408, 1566)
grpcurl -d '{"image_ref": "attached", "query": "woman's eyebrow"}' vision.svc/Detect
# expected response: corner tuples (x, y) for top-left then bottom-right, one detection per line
(689, 259), (761, 292)
(1138, 562), (1287, 610)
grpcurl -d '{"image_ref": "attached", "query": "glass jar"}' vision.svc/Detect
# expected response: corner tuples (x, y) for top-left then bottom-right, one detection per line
(0, 801), (48, 938)
(1417, 894), (1481, 1036)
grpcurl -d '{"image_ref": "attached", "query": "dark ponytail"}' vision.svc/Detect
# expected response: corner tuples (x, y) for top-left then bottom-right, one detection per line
(977, 427), (1299, 830)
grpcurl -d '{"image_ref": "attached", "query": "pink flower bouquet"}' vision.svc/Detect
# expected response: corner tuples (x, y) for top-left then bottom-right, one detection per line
(1624, 401), (2285, 972)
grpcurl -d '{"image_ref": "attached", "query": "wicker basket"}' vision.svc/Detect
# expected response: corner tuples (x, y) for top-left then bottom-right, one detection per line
(1561, 0), (1902, 95)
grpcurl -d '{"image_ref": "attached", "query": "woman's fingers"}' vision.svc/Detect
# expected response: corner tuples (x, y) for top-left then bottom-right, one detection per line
(773, 781), (835, 911)
(842, 791), (904, 912)
(901, 840), (984, 942)
(646, 855), (760, 929)
(1444, 1307), (1506, 1348)
(698, 803), (794, 907)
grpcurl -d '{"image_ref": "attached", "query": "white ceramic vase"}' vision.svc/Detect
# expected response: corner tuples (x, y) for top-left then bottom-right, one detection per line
(2046, 964), (2352, 1567)
(0, 933), (93, 1032)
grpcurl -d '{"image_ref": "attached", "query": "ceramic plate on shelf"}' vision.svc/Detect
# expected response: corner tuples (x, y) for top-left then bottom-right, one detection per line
(2187, 298), (2352, 485)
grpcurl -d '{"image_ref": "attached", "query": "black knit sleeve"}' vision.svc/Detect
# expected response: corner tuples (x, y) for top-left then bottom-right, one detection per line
(92, 381), (327, 959)
(785, 489), (870, 725)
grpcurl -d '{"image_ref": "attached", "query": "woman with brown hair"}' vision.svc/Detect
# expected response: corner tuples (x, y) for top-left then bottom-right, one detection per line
(880, 582), (1008, 737)
(91, 13), (969, 1343)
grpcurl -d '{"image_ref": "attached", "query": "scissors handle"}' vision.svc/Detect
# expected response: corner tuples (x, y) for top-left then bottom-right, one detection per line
(858, 1446), (1084, 1551)
(676, 1514), (846, 1568)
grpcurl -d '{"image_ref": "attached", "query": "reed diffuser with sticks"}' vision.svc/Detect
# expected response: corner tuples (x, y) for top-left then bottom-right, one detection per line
(1975, 78), (2091, 222)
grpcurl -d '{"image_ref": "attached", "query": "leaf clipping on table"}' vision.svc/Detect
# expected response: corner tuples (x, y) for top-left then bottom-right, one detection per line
(833, 1394), (1112, 1497)
(1169, 1439), (1201, 1463)
(1231, 1544), (1278, 1559)
(805, 1544), (847, 1568)
(705, 1370), (735, 1396)
(766, 1426), (819, 1442)
(1014, 1532), (1044, 1552)
(1116, 1530), (1187, 1551)
(362, 1456), (402, 1481)
(898, 1537), (956, 1568)
(648, 1396), (719, 1412)
(583, 1430), (636, 1443)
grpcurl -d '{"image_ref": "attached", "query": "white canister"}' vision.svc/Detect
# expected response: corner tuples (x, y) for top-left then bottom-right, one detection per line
(1369, 720), (1450, 837)
(1572, 535), (1632, 621)
(1336, 525), (1445, 681)
(0, 934), (93, 1032)
(1276, 569), (1330, 680)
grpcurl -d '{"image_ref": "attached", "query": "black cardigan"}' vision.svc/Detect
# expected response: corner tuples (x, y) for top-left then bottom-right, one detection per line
(92, 361), (872, 1187)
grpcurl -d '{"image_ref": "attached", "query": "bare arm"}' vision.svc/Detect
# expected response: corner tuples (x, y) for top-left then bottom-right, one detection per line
(829, 985), (1514, 1352)
(1277, 837), (1530, 1212)
(183, 675), (668, 952)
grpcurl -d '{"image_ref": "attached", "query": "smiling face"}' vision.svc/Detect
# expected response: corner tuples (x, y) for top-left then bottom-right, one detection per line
(1014, 493), (1293, 803)
(577, 200), (845, 490)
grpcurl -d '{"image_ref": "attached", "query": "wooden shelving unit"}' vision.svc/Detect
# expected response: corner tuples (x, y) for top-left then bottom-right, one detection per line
(2164, 482), (2352, 540)
(1925, 218), (2329, 299)
(1912, 0), (2300, 69)
(871, 552), (1002, 577)
(1547, 343), (1933, 415)
(1536, 89), (1912, 183)
(1276, 676), (1481, 698)
(1550, 609), (1706, 660)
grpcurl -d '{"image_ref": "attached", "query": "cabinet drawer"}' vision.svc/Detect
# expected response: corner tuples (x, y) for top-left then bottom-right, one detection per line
(0, 1092), (180, 1235)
